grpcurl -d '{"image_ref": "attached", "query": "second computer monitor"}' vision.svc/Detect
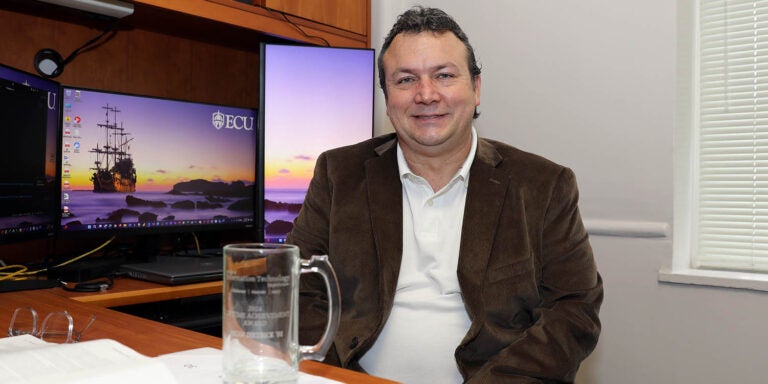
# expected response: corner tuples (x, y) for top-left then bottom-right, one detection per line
(260, 43), (375, 243)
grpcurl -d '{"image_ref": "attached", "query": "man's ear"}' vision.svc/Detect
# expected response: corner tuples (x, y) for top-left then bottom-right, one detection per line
(473, 74), (482, 106)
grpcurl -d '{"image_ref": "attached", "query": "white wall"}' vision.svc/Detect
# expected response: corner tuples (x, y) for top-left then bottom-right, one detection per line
(371, 1), (768, 383)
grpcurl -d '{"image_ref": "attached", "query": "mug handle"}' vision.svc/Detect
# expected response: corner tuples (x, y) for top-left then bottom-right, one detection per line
(298, 255), (341, 361)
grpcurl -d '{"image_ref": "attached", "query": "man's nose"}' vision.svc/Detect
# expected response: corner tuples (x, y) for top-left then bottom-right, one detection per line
(414, 78), (439, 103)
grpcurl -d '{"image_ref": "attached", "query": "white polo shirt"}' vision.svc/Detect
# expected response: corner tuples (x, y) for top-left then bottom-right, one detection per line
(359, 128), (477, 383)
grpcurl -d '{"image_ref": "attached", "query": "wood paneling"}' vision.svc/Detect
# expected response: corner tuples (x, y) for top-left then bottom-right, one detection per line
(264, 0), (369, 36)
(0, 9), (259, 108)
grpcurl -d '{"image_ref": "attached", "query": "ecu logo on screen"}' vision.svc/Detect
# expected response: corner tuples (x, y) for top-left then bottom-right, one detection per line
(212, 110), (254, 131)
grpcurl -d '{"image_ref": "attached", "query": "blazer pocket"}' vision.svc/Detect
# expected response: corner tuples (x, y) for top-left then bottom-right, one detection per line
(487, 254), (535, 284)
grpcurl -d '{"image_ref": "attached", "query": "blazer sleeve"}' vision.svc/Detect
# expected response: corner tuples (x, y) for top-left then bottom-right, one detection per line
(286, 152), (344, 365)
(467, 168), (603, 384)
(288, 152), (331, 258)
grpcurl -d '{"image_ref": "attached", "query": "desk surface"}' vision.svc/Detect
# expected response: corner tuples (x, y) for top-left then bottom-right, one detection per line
(0, 288), (398, 383)
(1, 289), (220, 355)
(53, 277), (223, 307)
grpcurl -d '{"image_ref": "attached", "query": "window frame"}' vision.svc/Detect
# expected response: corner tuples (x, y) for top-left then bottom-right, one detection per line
(661, 0), (768, 291)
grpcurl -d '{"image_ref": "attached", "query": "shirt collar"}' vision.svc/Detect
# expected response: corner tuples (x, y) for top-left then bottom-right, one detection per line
(397, 127), (477, 188)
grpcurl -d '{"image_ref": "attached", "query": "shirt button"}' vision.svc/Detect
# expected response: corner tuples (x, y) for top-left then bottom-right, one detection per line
(349, 336), (359, 349)
(427, 200), (434, 207)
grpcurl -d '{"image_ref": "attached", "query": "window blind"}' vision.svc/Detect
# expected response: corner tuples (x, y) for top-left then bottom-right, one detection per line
(696, 0), (768, 272)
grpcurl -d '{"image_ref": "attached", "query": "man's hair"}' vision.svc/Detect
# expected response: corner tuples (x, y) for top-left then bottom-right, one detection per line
(378, 6), (481, 118)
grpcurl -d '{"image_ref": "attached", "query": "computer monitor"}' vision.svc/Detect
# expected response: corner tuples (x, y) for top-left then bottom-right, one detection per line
(260, 43), (375, 243)
(59, 86), (260, 244)
(0, 63), (60, 244)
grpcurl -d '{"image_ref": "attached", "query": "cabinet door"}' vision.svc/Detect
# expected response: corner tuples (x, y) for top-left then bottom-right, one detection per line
(264, 0), (368, 36)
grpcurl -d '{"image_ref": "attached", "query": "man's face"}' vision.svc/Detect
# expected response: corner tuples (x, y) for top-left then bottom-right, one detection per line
(382, 31), (481, 157)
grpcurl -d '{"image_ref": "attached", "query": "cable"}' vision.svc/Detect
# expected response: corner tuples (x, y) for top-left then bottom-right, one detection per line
(260, 6), (331, 47)
(59, 275), (115, 292)
(192, 232), (201, 256)
(0, 265), (29, 281)
(0, 236), (116, 281)
(60, 20), (118, 69)
(47, 236), (116, 270)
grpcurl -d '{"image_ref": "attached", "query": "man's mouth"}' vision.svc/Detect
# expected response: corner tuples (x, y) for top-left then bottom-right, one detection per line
(413, 113), (447, 120)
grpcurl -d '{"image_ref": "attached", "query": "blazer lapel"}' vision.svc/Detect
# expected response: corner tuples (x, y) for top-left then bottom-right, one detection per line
(365, 138), (403, 312)
(458, 138), (508, 320)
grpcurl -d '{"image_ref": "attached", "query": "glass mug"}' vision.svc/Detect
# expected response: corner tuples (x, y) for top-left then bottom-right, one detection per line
(222, 243), (341, 384)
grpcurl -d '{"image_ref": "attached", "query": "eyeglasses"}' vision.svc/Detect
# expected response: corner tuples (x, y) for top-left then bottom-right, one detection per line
(7, 307), (96, 343)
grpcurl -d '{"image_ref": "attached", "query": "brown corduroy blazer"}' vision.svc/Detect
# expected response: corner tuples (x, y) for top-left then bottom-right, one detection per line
(288, 133), (603, 384)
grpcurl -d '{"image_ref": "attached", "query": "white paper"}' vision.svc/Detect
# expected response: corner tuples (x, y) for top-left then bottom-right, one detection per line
(0, 334), (47, 351)
(0, 336), (344, 384)
(0, 335), (178, 384)
(156, 347), (345, 384)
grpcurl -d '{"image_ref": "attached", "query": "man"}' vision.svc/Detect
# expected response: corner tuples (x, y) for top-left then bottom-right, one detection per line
(288, 6), (602, 383)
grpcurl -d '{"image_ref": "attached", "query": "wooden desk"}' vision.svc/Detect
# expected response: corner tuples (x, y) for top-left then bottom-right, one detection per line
(0, 289), (398, 383)
(52, 277), (223, 307)
(1, 289), (220, 355)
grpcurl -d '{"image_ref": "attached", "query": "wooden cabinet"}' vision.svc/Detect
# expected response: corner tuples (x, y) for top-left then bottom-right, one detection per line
(0, 6), (262, 109)
(151, 0), (371, 48)
(264, 0), (370, 36)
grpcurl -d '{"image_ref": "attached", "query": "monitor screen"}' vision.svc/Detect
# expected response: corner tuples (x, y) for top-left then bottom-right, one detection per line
(260, 43), (375, 243)
(59, 87), (260, 238)
(0, 63), (60, 244)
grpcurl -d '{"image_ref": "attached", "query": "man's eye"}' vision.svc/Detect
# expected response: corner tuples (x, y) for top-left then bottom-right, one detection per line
(436, 73), (455, 80)
(396, 77), (416, 85)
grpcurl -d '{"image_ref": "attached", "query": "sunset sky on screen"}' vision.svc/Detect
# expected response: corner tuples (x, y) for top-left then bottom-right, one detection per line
(263, 45), (374, 190)
(62, 88), (257, 192)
